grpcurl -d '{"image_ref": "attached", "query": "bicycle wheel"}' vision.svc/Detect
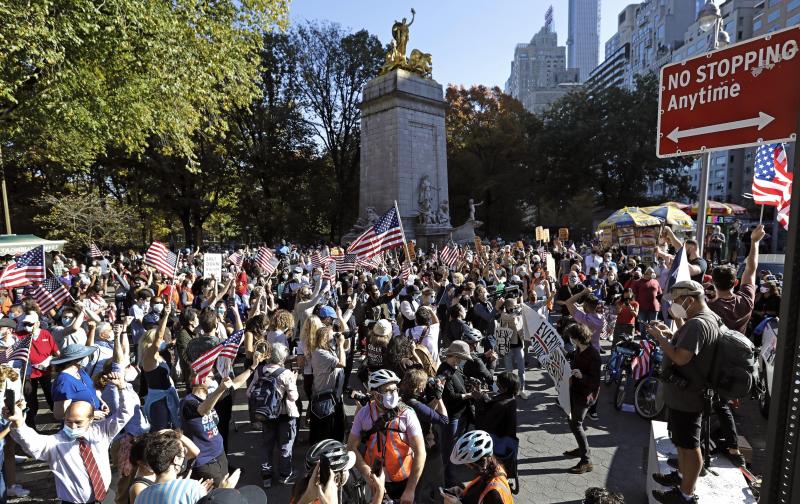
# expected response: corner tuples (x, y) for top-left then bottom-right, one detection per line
(602, 363), (612, 385)
(614, 370), (627, 410)
(634, 376), (665, 419)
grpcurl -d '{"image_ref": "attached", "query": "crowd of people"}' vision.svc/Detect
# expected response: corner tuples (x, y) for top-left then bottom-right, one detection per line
(0, 221), (782, 504)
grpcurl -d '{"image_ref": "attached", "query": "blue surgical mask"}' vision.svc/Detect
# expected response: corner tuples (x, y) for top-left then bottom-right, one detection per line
(62, 425), (87, 440)
(159, 341), (169, 351)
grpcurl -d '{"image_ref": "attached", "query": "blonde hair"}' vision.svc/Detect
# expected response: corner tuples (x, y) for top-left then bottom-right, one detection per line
(452, 272), (464, 286)
(300, 315), (324, 353)
(138, 327), (171, 358)
(370, 329), (390, 348)
(310, 326), (333, 352)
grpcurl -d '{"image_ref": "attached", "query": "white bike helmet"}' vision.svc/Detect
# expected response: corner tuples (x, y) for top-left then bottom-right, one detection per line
(450, 430), (494, 465)
(368, 369), (400, 391)
(305, 439), (356, 473)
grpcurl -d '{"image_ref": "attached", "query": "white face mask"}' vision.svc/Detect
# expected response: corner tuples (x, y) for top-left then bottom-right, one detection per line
(759, 286), (769, 293)
(534, 272), (541, 278)
(63, 425), (87, 440)
(668, 298), (690, 319)
(382, 390), (400, 409)
(152, 304), (164, 314)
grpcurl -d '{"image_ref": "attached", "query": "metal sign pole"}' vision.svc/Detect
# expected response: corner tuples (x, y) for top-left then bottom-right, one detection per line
(762, 115), (800, 503)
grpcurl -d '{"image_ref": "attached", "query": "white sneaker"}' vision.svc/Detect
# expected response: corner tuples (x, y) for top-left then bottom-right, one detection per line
(518, 391), (530, 400)
(7, 485), (30, 497)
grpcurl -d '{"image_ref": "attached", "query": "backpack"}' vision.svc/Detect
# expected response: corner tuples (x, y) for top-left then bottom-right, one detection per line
(708, 319), (758, 401)
(249, 367), (286, 422)
(405, 327), (437, 377)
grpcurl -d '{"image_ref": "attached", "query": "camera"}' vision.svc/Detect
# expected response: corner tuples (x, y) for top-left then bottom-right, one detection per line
(351, 390), (371, 406)
(424, 376), (444, 402)
(464, 375), (484, 393)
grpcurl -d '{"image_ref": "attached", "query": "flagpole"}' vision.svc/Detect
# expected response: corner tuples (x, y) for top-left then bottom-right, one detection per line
(759, 204), (765, 225)
(393, 200), (412, 263)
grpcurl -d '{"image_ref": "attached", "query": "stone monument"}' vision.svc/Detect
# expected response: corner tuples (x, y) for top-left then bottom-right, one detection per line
(346, 9), (453, 249)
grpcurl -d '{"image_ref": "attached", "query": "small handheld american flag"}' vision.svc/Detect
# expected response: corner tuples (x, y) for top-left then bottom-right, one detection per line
(334, 253), (357, 273)
(440, 243), (460, 267)
(190, 329), (244, 383)
(0, 246), (46, 288)
(228, 252), (243, 269)
(0, 336), (32, 365)
(145, 242), (178, 279)
(255, 247), (278, 275)
(346, 207), (404, 259)
(89, 243), (103, 258)
(32, 277), (72, 313)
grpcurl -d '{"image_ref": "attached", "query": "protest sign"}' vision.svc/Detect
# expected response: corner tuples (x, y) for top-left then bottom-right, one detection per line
(558, 228), (569, 241)
(406, 241), (416, 261)
(203, 253), (222, 281)
(535, 226), (543, 241)
(543, 228), (550, 242)
(493, 326), (514, 356)
(545, 254), (557, 280)
(522, 304), (571, 415)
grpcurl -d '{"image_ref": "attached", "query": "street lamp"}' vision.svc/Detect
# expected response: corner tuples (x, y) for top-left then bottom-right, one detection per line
(693, 0), (729, 255)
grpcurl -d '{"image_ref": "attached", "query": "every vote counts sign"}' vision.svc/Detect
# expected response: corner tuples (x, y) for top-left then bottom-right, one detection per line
(657, 25), (800, 158)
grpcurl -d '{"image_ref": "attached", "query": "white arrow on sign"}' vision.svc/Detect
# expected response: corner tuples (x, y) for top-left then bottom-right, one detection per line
(666, 112), (775, 143)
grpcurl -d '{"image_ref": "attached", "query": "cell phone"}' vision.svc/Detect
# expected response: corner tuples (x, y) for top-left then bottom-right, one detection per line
(319, 454), (332, 487)
(4, 389), (14, 415)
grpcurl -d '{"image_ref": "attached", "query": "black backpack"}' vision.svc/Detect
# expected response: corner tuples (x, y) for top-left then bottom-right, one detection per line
(708, 318), (758, 401)
(249, 367), (286, 422)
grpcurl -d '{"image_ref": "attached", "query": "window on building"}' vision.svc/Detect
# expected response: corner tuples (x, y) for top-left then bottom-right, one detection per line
(767, 10), (781, 22)
(754, 19), (763, 31)
(730, 155), (735, 163)
(768, 0), (782, 7)
(788, 12), (800, 25)
(789, 0), (800, 12)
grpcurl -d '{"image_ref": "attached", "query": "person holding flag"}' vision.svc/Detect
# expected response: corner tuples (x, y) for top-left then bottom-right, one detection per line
(18, 312), (60, 431)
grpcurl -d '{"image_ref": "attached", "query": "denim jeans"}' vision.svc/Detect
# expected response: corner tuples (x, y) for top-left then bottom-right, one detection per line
(440, 418), (462, 487)
(569, 397), (592, 464)
(261, 417), (297, 478)
(504, 346), (526, 388)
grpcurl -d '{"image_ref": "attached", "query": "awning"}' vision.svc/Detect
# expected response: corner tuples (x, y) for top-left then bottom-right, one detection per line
(0, 234), (66, 255)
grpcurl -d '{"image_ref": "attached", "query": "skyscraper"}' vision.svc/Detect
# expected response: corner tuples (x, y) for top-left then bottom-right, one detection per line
(567, 0), (600, 81)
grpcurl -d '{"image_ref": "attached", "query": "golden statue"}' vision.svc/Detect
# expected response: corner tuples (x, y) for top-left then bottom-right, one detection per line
(379, 8), (433, 79)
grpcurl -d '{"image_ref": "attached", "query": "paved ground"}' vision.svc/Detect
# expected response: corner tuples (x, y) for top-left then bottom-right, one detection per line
(11, 339), (769, 503)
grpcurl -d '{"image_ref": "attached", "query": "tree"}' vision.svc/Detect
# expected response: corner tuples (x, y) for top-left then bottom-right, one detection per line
(34, 193), (137, 254)
(292, 22), (384, 238)
(446, 85), (541, 237)
(0, 0), (289, 170)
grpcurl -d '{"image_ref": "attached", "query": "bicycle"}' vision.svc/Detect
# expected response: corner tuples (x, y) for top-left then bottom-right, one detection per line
(613, 338), (643, 410)
(633, 336), (665, 419)
(601, 333), (636, 386)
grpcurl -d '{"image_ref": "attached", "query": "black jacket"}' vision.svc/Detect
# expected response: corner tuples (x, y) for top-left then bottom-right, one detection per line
(437, 361), (468, 420)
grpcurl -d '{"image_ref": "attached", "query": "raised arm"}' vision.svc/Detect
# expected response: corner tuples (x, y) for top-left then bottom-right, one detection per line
(742, 225), (765, 287)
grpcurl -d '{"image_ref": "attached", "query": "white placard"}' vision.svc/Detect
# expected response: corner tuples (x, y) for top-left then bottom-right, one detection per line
(493, 327), (514, 357)
(203, 253), (222, 281)
(522, 304), (572, 415)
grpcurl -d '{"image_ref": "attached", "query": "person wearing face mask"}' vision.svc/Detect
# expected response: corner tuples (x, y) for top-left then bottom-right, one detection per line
(562, 323), (601, 475)
(613, 289), (639, 344)
(175, 307), (200, 390)
(399, 368), (449, 445)
(309, 326), (347, 445)
(18, 313), (59, 430)
(83, 321), (115, 377)
(129, 290), (152, 349)
(437, 341), (473, 487)
(529, 267), (553, 314)
(635, 267), (662, 333)
(646, 280), (718, 504)
(51, 342), (109, 423)
(50, 305), (89, 349)
(138, 304), (180, 430)
(292, 280), (328, 340)
(555, 272), (585, 318)
(347, 369), (426, 504)
(6, 372), (133, 504)
(133, 430), (241, 504)
(442, 430), (514, 504)
(662, 227), (708, 284)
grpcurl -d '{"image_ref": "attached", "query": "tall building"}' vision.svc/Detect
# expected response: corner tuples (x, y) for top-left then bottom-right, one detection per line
(567, 0), (601, 81)
(629, 0), (697, 79)
(753, 0), (800, 34)
(505, 16), (580, 114)
(588, 4), (639, 92)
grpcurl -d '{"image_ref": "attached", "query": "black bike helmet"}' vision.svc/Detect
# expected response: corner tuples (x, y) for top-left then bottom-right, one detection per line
(305, 439), (356, 473)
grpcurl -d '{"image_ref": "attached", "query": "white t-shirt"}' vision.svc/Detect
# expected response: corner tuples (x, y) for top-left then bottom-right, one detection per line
(406, 323), (440, 366)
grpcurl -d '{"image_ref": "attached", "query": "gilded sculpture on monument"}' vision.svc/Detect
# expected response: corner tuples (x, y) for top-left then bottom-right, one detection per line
(379, 8), (433, 78)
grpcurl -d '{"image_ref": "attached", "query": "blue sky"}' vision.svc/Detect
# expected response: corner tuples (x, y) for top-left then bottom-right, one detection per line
(289, 0), (635, 88)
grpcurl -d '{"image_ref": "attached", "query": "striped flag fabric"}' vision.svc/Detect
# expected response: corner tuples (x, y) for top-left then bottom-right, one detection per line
(310, 251), (322, 270)
(777, 197), (791, 231)
(753, 143), (792, 207)
(255, 247), (278, 275)
(89, 243), (103, 258)
(228, 252), (243, 269)
(0, 246), (46, 288)
(356, 255), (381, 270)
(145, 242), (178, 279)
(346, 207), (404, 258)
(190, 329), (245, 383)
(631, 339), (655, 381)
(0, 335), (32, 365)
(334, 253), (357, 273)
(322, 259), (337, 282)
(31, 277), (72, 312)
(400, 262), (412, 282)
(440, 243), (460, 267)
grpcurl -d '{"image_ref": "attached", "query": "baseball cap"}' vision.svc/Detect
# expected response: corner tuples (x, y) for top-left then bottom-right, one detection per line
(319, 306), (336, 319)
(373, 319), (392, 337)
(670, 280), (705, 298)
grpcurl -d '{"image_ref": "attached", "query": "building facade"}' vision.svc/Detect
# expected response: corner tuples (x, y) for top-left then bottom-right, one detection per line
(505, 24), (580, 114)
(567, 0), (601, 81)
(629, 0), (698, 80)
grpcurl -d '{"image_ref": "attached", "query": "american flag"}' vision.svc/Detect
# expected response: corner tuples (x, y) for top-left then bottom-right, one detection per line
(0, 335), (32, 365)
(631, 339), (655, 380)
(310, 251), (322, 270)
(190, 329), (244, 383)
(89, 243), (103, 258)
(255, 247), (278, 275)
(356, 255), (381, 270)
(753, 143), (792, 207)
(105, 305), (117, 324)
(0, 246), (46, 288)
(777, 198), (791, 231)
(334, 253), (357, 273)
(145, 242), (178, 279)
(228, 251), (243, 269)
(322, 259), (337, 282)
(31, 277), (72, 312)
(346, 207), (404, 258)
(400, 262), (412, 282)
(439, 243), (460, 267)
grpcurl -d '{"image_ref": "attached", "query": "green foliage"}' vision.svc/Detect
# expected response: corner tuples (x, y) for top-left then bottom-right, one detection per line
(0, 0), (289, 169)
(33, 192), (137, 254)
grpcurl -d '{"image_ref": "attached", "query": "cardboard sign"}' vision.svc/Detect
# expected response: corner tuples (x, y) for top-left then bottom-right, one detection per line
(543, 229), (550, 242)
(522, 304), (571, 415)
(493, 327), (514, 357)
(406, 241), (416, 261)
(203, 253), (222, 281)
(544, 347), (572, 417)
(546, 254), (557, 279)
(558, 228), (569, 241)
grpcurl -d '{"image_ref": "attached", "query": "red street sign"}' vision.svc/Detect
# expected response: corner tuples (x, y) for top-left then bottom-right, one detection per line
(657, 25), (800, 158)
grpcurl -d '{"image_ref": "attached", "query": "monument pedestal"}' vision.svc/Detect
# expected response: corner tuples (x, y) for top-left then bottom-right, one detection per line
(349, 69), (452, 248)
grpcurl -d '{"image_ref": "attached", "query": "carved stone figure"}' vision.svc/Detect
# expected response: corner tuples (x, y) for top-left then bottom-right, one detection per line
(379, 8), (433, 79)
(468, 198), (484, 221)
(353, 206), (380, 231)
(437, 199), (451, 225)
(418, 198), (435, 224)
